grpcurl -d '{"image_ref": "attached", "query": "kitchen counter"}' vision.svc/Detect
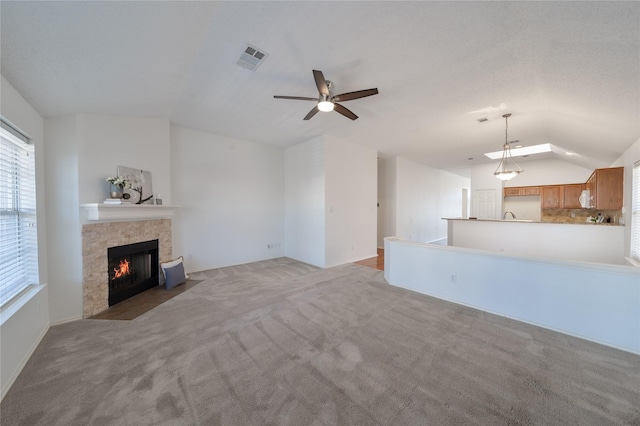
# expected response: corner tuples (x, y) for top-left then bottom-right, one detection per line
(443, 218), (622, 226)
(443, 218), (626, 264)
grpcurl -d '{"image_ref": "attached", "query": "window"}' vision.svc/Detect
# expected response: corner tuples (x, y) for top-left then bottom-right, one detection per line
(632, 162), (640, 261)
(0, 118), (38, 306)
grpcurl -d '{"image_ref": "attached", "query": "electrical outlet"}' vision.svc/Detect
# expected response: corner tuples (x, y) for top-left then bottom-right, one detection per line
(450, 275), (457, 283)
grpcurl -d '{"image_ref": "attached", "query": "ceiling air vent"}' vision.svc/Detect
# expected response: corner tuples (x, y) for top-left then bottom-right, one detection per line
(237, 45), (268, 71)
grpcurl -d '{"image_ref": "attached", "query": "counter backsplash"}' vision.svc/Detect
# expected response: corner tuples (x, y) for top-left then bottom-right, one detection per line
(541, 208), (622, 225)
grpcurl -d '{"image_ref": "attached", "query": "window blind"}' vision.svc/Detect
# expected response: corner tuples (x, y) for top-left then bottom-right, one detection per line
(0, 118), (38, 307)
(632, 162), (640, 260)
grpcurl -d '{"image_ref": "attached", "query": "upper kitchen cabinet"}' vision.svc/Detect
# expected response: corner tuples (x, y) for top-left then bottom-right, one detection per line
(541, 185), (562, 208)
(503, 186), (540, 197)
(521, 186), (541, 196)
(562, 184), (584, 209)
(586, 167), (624, 210)
(541, 184), (584, 209)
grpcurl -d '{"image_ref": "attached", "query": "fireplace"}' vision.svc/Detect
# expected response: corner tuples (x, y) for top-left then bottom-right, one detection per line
(82, 219), (172, 318)
(107, 239), (159, 306)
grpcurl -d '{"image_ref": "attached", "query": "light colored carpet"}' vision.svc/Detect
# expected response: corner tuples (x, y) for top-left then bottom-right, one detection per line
(1, 258), (639, 425)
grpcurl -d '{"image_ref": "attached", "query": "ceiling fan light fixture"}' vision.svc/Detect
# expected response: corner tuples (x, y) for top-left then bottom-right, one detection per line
(274, 70), (377, 121)
(318, 100), (334, 112)
(493, 113), (523, 181)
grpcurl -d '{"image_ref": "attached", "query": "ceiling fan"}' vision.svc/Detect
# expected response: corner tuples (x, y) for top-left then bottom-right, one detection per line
(274, 70), (378, 121)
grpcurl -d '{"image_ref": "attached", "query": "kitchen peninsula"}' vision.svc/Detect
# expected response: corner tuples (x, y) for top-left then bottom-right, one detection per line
(444, 218), (625, 265)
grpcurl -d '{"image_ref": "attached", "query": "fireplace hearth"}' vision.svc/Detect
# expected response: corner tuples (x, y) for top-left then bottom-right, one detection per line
(107, 239), (159, 306)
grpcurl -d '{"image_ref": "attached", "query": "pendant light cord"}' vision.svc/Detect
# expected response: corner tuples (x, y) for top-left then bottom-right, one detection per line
(504, 113), (511, 147)
(505, 115), (508, 146)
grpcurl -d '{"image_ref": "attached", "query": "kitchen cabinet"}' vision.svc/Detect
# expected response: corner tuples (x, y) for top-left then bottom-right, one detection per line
(522, 186), (540, 196)
(504, 187), (521, 196)
(541, 186), (562, 208)
(508, 167), (623, 210)
(562, 184), (584, 209)
(541, 184), (586, 209)
(586, 167), (623, 209)
(503, 186), (540, 197)
(585, 173), (596, 208)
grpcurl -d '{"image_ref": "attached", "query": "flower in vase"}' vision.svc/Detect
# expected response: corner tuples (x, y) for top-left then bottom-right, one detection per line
(106, 176), (131, 189)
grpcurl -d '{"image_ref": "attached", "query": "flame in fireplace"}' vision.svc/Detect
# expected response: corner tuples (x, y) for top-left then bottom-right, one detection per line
(112, 259), (131, 280)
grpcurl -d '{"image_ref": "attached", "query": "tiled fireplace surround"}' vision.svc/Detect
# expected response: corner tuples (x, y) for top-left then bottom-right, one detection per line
(82, 219), (172, 318)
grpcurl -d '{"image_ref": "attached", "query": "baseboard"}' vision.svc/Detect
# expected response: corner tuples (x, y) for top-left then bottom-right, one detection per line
(426, 238), (448, 245)
(50, 315), (82, 326)
(1, 324), (49, 401)
(325, 253), (379, 268)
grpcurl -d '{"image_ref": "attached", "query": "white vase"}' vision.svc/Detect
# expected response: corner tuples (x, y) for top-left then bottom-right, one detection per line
(109, 183), (123, 199)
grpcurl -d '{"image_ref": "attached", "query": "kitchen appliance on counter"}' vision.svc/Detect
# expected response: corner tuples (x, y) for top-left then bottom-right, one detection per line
(579, 189), (591, 208)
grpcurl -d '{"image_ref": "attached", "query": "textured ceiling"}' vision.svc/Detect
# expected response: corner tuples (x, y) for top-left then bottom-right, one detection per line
(1, 1), (639, 175)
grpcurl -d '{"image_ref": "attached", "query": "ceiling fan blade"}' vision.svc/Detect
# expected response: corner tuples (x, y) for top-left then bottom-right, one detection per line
(274, 95), (318, 101)
(334, 88), (379, 102)
(303, 105), (320, 120)
(312, 70), (330, 96)
(334, 103), (358, 120)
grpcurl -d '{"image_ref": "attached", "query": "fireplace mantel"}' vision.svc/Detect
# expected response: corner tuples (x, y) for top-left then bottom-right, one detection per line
(80, 203), (179, 221)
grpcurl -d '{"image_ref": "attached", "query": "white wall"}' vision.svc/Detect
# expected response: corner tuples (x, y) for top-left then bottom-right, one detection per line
(0, 76), (50, 399)
(448, 219), (625, 265)
(171, 125), (284, 271)
(285, 136), (378, 268)
(385, 238), (640, 355)
(612, 137), (640, 258)
(324, 137), (377, 267)
(395, 157), (470, 243)
(503, 158), (593, 187)
(503, 196), (542, 221)
(285, 137), (326, 267)
(44, 115), (82, 323)
(77, 114), (171, 204)
(377, 158), (396, 248)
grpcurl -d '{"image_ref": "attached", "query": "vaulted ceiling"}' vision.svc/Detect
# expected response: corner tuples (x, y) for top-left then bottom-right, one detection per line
(1, 1), (638, 175)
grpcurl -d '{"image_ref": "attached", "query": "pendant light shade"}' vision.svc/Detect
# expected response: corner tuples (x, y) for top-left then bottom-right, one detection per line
(494, 113), (523, 181)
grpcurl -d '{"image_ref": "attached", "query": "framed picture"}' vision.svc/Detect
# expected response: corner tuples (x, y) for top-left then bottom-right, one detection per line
(117, 165), (153, 204)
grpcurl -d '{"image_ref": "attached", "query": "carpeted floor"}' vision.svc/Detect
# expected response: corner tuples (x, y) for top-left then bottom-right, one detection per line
(1, 258), (639, 425)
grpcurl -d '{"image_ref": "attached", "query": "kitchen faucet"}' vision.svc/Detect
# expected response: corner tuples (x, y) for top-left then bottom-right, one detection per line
(503, 210), (516, 219)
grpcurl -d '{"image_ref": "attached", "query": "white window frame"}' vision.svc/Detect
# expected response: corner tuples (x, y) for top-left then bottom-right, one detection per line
(0, 118), (38, 307)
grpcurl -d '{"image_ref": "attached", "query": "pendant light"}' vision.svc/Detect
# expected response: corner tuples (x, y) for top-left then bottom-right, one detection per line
(494, 113), (523, 181)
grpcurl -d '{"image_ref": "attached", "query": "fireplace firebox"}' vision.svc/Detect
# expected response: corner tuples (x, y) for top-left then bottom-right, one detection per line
(107, 239), (159, 306)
